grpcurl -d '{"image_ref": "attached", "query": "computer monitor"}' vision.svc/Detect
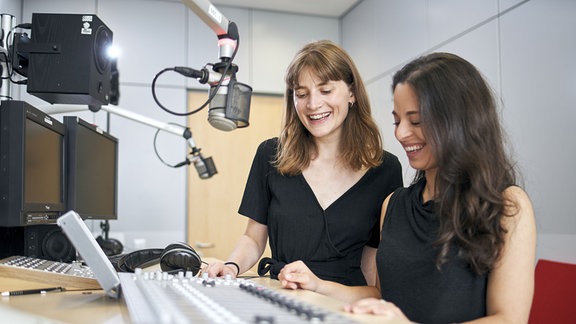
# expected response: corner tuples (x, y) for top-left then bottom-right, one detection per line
(0, 100), (67, 226)
(64, 116), (118, 220)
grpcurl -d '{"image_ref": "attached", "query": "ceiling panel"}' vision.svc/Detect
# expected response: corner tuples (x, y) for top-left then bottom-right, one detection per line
(211, 0), (361, 18)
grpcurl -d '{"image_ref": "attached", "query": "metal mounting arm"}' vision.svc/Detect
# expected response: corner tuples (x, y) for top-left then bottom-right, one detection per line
(40, 104), (217, 178)
(181, 0), (230, 37)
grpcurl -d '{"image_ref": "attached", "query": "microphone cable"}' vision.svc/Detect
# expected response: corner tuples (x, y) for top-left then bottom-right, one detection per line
(152, 123), (190, 168)
(151, 31), (240, 117)
(3, 23), (32, 86)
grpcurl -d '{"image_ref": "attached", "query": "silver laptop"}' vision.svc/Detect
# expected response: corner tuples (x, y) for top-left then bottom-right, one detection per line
(57, 210), (121, 298)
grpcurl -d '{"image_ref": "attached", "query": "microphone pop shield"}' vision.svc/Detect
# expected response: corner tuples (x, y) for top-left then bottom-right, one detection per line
(208, 79), (252, 131)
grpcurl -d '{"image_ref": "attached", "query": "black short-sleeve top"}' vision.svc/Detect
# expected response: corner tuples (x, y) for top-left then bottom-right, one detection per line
(239, 138), (403, 285)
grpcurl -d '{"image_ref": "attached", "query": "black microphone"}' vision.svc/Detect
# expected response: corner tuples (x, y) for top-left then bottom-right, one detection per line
(173, 149), (216, 179)
(191, 153), (217, 179)
(181, 128), (217, 178)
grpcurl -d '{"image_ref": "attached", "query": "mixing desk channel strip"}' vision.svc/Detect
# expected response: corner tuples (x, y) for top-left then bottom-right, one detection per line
(0, 256), (100, 290)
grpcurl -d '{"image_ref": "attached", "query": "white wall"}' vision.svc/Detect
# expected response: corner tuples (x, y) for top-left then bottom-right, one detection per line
(4, 0), (338, 251)
(342, 0), (576, 264)
(0, 0), (21, 19)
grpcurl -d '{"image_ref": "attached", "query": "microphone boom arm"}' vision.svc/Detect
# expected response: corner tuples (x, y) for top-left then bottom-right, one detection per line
(40, 104), (217, 178)
(181, 0), (230, 37)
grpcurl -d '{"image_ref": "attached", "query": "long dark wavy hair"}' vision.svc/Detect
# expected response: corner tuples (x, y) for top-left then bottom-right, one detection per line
(275, 40), (383, 175)
(392, 52), (519, 275)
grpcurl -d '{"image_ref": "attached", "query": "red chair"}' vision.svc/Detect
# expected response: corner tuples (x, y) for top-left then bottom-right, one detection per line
(528, 259), (576, 324)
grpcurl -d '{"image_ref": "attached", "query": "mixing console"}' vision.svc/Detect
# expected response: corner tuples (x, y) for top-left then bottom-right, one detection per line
(119, 270), (357, 323)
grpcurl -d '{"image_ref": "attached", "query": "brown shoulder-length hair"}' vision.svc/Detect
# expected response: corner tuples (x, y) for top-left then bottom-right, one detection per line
(392, 52), (519, 275)
(275, 40), (382, 175)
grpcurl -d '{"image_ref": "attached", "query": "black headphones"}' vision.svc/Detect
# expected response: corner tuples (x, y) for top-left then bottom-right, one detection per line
(96, 235), (124, 256)
(114, 242), (202, 275)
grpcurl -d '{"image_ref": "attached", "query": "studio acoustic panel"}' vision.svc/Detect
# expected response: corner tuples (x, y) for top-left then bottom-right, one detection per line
(26, 13), (113, 107)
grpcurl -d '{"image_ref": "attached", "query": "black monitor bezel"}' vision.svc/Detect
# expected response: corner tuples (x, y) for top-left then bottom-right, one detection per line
(64, 116), (119, 220)
(0, 100), (67, 226)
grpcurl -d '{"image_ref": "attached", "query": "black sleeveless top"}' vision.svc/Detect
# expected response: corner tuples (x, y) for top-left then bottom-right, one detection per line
(377, 178), (487, 323)
(239, 138), (403, 285)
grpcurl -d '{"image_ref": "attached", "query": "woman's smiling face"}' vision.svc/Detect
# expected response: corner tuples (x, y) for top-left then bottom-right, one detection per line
(393, 82), (437, 174)
(293, 68), (354, 141)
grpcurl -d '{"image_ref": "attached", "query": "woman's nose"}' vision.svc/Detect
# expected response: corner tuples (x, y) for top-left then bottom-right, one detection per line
(307, 92), (322, 109)
(395, 121), (411, 141)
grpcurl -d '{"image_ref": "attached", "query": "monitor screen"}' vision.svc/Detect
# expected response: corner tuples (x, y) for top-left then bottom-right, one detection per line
(24, 118), (63, 204)
(64, 116), (118, 220)
(0, 100), (66, 226)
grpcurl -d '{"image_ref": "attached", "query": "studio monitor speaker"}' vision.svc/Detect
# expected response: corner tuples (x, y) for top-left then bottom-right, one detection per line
(0, 225), (76, 262)
(26, 13), (113, 107)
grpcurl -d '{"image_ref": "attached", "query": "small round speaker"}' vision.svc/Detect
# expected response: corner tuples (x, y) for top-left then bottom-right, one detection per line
(41, 228), (76, 262)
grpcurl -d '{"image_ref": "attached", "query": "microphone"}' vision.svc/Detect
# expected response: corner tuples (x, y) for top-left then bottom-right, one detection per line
(206, 66), (252, 132)
(174, 65), (252, 132)
(183, 129), (217, 178)
(190, 152), (217, 179)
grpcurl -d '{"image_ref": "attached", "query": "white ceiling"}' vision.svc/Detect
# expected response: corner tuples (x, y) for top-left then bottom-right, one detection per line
(211, 0), (361, 18)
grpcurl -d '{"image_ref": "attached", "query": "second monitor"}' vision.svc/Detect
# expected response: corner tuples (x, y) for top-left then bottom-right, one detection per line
(64, 116), (118, 220)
